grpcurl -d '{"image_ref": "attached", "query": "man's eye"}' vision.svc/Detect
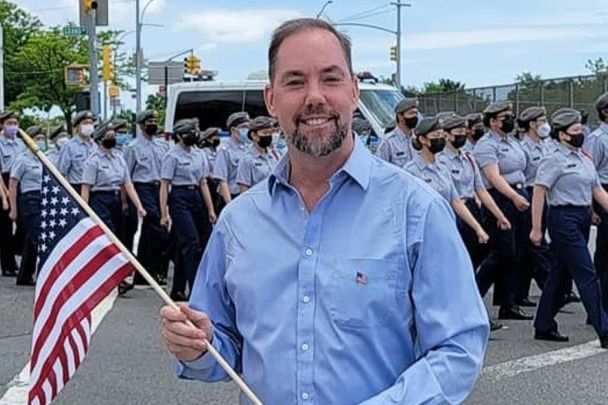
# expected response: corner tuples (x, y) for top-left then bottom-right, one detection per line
(286, 80), (304, 87)
(325, 76), (341, 83)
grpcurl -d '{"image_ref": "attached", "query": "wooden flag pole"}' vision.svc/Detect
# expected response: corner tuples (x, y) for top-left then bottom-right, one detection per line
(20, 129), (263, 405)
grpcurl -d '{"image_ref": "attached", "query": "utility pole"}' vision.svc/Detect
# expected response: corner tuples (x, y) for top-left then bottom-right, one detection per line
(87, 7), (100, 116)
(391, 1), (410, 90)
(135, 0), (142, 115)
(0, 25), (4, 111)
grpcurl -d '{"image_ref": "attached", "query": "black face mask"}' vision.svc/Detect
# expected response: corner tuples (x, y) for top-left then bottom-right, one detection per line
(144, 124), (158, 136)
(501, 115), (515, 134)
(565, 132), (585, 148)
(404, 116), (419, 129)
(428, 138), (446, 154)
(257, 136), (272, 148)
(181, 134), (197, 146)
(472, 128), (485, 141)
(102, 138), (116, 149)
(452, 135), (467, 149)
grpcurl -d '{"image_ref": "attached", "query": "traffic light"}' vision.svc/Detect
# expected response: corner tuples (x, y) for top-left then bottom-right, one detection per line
(83, 0), (97, 13)
(102, 43), (114, 82)
(184, 54), (201, 75)
(390, 45), (398, 62)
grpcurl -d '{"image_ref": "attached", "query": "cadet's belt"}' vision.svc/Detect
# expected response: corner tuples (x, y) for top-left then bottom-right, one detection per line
(172, 185), (198, 190)
(550, 205), (591, 210)
(509, 183), (524, 190)
(134, 181), (160, 187)
(92, 189), (121, 196)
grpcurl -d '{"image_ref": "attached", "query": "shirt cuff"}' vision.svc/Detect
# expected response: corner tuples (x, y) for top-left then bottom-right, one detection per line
(176, 333), (221, 375)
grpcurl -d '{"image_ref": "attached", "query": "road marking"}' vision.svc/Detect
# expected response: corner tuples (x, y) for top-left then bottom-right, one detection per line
(482, 339), (606, 381)
(0, 291), (118, 405)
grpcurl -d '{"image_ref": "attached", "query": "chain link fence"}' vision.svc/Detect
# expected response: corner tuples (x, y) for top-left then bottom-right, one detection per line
(417, 74), (608, 126)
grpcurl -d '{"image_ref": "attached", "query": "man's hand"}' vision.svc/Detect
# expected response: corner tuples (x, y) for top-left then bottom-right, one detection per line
(511, 194), (530, 212)
(160, 304), (213, 363)
(497, 216), (511, 231)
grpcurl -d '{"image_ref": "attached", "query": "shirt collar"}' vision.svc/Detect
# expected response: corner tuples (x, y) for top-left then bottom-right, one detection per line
(442, 147), (459, 160)
(412, 152), (434, 170)
(268, 136), (372, 196)
(556, 143), (578, 157)
(600, 122), (608, 133)
(523, 136), (541, 149)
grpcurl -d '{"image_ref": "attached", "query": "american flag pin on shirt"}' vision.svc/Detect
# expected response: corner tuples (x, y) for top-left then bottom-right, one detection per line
(356, 271), (368, 285)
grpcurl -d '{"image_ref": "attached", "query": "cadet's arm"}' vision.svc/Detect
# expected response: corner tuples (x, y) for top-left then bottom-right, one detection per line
(482, 164), (521, 201)
(593, 186), (608, 212)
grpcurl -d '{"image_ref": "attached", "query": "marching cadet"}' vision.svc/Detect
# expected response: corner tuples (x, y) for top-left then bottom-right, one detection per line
(57, 110), (97, 194)
(473, 101), (533, 321)
(236, 116), (280, 193)
(213, 112), (251, 209)
(81, 121), (147, 295)
(8, 126), (44, 286)
(376, 98), (419, 167)
(531, 108), (608, 348)
(438, 114), (511, 267)
(0, 111), (25, 277)
(113, 119), (132, 152)
(199, 127), (223, 213)
(403, 116), (490, 245)
(352, 116), (379, 154)
(272, 128), (288, 157)
(585, 92), (608, 309)
(46, 125), (70, 166)
(160, 119), (216, 301)
(464, 112), (485, 153)
(124, 110), (171, 285)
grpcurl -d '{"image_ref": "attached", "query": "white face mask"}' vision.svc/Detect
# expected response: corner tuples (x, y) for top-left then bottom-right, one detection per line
(56, 137), (69, 149)
(537, 123), (551, 139)
(80, 124), (94, 137)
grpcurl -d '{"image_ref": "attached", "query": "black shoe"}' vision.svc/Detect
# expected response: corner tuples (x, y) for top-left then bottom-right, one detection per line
(535, 330), (569, 342)
(170, 291), (188, 302)
(563, 292), (581, 304)
(2, 269), (17, 277)
(16, 278), (35, 286)
(118, 282), (134, 296)
(600, 336), (608, 349)
(490, 321), (504, 332)
(517, 298), (537, 308)
(498, 306), (534, 320)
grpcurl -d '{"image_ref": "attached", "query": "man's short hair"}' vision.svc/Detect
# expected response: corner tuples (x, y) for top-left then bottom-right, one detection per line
(268, 18), (353, 83)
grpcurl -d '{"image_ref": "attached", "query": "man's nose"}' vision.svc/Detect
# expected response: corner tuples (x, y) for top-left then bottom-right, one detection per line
(304, 81), (327, 107)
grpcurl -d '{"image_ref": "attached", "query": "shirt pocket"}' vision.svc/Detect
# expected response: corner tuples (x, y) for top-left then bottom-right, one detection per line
(329, 258), (401, 330)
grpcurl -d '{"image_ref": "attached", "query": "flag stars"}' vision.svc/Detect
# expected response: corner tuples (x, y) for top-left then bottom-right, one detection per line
(42, 187), (49, 195)
(40, 221), (47, 230)
(41, 211), (48, 218)
(49, 208), (57, 217)
(59, 219), (67, 227)
(49, 231), (56, 240)
(40, 233), (47, 241)
(71, 207), (79, 216)
(39, 244), (47, 253)
(61, 197), (70, 205)
(52, 186), (60, 194)
(49, 219), (57, 228)
(50, 197), (59, 206)
(60, 208), (68, 216)
(41, 199), (48, 207)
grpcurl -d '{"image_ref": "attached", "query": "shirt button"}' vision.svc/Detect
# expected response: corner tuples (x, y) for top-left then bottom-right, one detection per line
(305, 248), (313, 257)
(301, 392), (309, 400)
(302, 296), (310, 304)
(301, 343), (309, 352)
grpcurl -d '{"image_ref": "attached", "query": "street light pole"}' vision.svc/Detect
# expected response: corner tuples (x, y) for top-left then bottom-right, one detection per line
(87, 8), (100, 116)
(135, 0), (142, 115)
(391, 1), (411, 89)
(316, 1), (333, 19)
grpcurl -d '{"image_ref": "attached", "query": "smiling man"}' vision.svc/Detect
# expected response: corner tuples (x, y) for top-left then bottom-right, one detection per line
(160, 18), (489, 404)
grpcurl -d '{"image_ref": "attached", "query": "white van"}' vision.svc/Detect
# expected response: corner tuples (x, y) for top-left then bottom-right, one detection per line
(164, 80), (404, 137)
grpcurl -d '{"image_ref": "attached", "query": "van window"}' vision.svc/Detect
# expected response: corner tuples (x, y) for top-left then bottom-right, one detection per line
(174, 89), (269, 131)
(359, 89), (403, 129)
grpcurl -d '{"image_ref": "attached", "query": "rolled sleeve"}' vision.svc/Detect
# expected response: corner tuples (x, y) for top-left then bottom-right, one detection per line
(236, 157), (253, 187)
(473, 140), (497, 169)
(10, 157), (25, 181)
(361, 198), (489, 404)
(81, 159), (97, 186)
(534, 156), (559, 189)
(375, 139), (392, 162)
(119, 157), (131, 183)
(123, 146), (136, 176)
(161, 153), (177, 181)
(212, 149), (230, 182)
(57, 145), (71, 176)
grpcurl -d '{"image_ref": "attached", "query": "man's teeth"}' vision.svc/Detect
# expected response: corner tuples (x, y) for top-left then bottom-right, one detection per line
(303, 118), (329, 125)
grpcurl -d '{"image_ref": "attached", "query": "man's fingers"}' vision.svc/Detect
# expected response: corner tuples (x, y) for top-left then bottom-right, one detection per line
(162, 328), (207, 350)
(179, 305), (211, 327)
(163, 319), (207, 339)
(160, 305), (188, 322)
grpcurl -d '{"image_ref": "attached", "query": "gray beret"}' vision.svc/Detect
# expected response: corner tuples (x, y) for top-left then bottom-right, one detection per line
(110, 119), (128, 132)
(249, 116), (276, 134)
(394, 98), (419, 114)
(0, 111), (19, 124)
(226, 112), (250, 129)
(352, 117), (372, 135)
(136, 110), (158, 124)
(443, 113), (467, 131)
(92, 121), (111, 141)
(72, 110), (95, 127)
(550, 108), (581, 131)
(415, 116), (443, 137)
(595, 92), (608, 114)
(49, 125), (68, 140)
(518, 106), (546, 123)
(200, 127), (221, 140)
(483, 101), (512, 116)
(173, 118), (199, 135)
(466, 113), (483, 127)
(26, 126), (43, 137)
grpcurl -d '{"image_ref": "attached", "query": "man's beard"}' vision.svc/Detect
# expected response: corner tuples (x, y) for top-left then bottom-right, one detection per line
(288, 106), (348, 157)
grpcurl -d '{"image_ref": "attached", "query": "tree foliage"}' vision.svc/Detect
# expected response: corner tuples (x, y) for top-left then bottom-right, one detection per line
(145, 92), (166, 126)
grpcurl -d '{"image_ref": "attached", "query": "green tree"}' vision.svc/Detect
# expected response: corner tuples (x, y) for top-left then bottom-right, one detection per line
(0, 0), (43, 104)
(586, 58), (608, 75)
(420, 79), (465, 94)
(145, 92), (166, 126)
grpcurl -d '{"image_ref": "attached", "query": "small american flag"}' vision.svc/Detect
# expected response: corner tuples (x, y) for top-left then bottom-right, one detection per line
(356, 271), (368, 285)
(28, 166), (134, 405)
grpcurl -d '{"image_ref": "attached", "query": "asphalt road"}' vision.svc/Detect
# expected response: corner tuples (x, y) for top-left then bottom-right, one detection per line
(1, 228), (606, 404)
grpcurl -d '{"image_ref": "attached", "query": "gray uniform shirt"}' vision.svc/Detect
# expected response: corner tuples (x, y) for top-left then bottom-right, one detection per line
(212, 138), (249, 194)
(10, 152), (42, 193)
(161, 145), (208, 186)
(202, 147), (217, 174)
(376, 126), (415, 167)
(236, 147), (280, 188)
(535, 144), (601, 206)
(438, 148), (485, 199)
(57, 137), (98, 184)
(473, 131), (527, 188)
(82, 150), (130, 191)
(462, 139), (476, 154)
(46, 148), (61, 166)
(403, 153), (458, 202)
(583, 122), (608, 185)
(123, 135), (167, 183)
(521, 136), (550, 188)
(0, 138), (26, 174)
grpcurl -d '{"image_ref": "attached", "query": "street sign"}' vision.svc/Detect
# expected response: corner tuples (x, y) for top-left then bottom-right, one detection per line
(108, 84), (120, 99)
(62, 26), (87, 36)
(147, 61), (185, 85)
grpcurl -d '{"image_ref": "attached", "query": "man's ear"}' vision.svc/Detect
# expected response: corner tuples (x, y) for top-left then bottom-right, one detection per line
(264, 84), (277, 118)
